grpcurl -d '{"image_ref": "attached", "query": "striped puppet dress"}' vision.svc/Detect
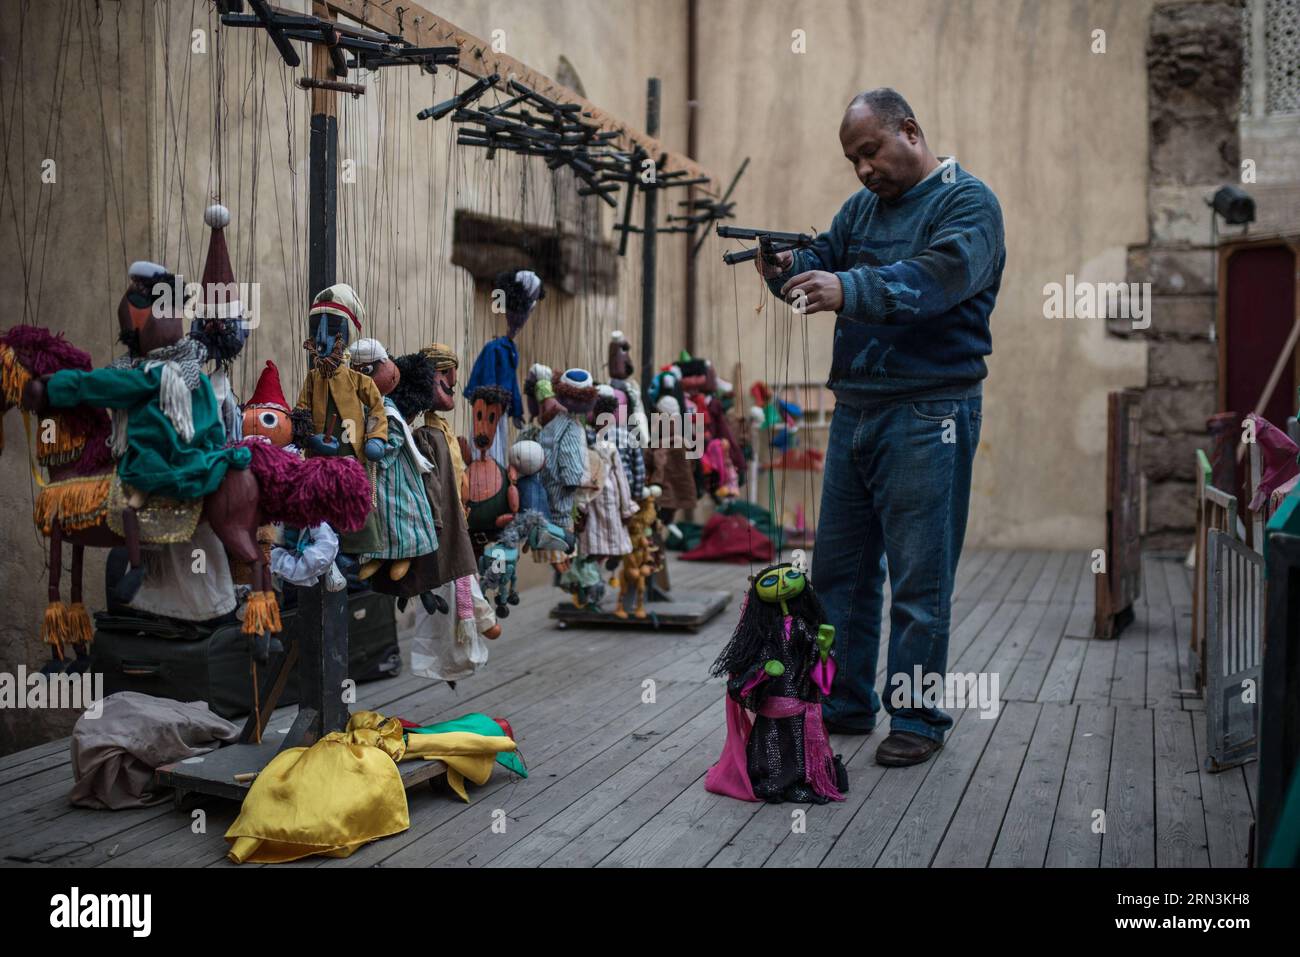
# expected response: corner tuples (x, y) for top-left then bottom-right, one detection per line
(364, 397), (439, 562)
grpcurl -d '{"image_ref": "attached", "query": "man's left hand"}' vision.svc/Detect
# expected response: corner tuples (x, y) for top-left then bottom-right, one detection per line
(780, 270), (843, 315)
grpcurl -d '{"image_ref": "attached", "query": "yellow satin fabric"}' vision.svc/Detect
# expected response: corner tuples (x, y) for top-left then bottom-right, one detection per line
(402, 729), (517, 802)
(225, 712), (517, 864)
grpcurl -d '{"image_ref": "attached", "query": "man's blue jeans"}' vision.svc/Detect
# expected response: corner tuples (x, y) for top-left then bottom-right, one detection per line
(813, 388), (982, 742)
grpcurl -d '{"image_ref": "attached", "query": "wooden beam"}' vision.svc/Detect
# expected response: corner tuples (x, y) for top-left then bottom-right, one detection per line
(310, 2), (338, 116)
(321, 0), (717, 193)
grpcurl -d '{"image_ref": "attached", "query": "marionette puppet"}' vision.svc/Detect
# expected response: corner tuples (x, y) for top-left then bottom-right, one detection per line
(608, 330), (649, 447)
(579, 392), (638, 566)
(242, 360), (296, 450)
(189, 204), (248, 442)
(701, 438), (740, 500)
(477, 510), (566, 617)
(86, 204), (251, 623)
(27, 261), (253, 605)
(592, 384), (645, 500)
(538, 369), (596, 539)
(644, 393), (698, 529)
(347, 338), (438, 582)
(610, 485), (663, 620)
(293, 283), (388, 557)
(368, 344), (479, 617)
(706, 562), (847, 804)
(512, 438), (575, 567)
(462, 385), (520, 558)
(243, 358), (351, 600)
(679, 355), (746, 493)
(523, 362), (562, 432)
(511, 439), (549, 514)
(465, 269), (545, 466)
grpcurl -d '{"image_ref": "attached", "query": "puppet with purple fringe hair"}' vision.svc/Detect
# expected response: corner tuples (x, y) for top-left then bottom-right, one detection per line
(705, 562), (848, 804)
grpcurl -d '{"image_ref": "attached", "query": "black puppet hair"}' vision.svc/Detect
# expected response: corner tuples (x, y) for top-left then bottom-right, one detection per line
(708, 563), (827, 678)
(390, 352), (438, 421)
(189, 318), (246, 365)
(467, 384), (513, 410)
(678, 358), (710, 379)
(492, 269), (546, 315)
(117, 327), (142, 357)
(592, 389), (620, 418)
(290, 407), (315, 447)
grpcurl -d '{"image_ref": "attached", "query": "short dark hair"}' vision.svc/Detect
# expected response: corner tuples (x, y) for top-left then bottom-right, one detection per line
(847, 88), (918, 134)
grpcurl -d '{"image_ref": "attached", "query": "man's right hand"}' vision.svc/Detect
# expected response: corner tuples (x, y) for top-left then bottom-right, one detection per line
(754, 249), (793, 280)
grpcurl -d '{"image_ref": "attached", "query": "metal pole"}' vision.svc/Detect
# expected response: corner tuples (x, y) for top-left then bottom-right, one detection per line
(639, 77), (660, 394)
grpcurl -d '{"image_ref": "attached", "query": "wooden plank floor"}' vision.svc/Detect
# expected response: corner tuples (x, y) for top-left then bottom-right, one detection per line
(0, 550), (1253, 868)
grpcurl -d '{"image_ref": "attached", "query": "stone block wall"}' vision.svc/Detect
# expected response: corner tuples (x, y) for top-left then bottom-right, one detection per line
(1118, 0), (1244, 550)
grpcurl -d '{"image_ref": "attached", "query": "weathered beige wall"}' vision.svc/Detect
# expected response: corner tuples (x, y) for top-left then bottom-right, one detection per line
(693, 0), (1152, 548)
(0, 0), (689, 753)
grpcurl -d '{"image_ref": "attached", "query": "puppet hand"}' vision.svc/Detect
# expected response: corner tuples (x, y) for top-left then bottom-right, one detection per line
(511, 415), (524, 429)
(763, 659), (785, 678)
(816, 623), (836, 660)
(22, 374), (51, 414)
(780, 270), (843, 314)
(755, 249), (793, 279)
(306, 433), (340, 456)
(363, 437), (385, 461)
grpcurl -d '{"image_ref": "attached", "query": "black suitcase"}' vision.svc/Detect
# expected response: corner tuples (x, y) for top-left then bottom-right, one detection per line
(90, 590), (401, 720)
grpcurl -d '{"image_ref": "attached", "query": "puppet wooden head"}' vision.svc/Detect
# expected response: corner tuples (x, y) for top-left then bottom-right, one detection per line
(608, 330), (634, 380)
(678, 357), (717, 396)
(117, 261), (184, 357)
(710, 561), (826, 679)
(421, 342), (460, 413)
(242, 360), (294, 447)
(306, 283), (364, 372)
(591, 384), (621, 434)
(553, 368), (598, 416)
(350, 338), (400, 396)
(493, 269), (545, 338)
(390, 345), (459, 421)
(189, 204), (247, 364)
(468, 385), (512, 455)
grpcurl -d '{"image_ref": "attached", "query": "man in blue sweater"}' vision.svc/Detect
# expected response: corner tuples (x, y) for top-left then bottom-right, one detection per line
(760, 88), (1004, 766)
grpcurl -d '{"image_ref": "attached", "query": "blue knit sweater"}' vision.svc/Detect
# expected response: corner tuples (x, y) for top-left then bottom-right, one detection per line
(765, 160), (1004, 402)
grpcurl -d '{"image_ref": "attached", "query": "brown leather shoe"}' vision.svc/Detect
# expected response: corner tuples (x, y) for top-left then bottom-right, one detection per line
(875, 731), (943, 767)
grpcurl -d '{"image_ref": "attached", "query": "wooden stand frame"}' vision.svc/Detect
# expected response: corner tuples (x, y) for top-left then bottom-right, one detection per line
(1094, 390), (1142, 639)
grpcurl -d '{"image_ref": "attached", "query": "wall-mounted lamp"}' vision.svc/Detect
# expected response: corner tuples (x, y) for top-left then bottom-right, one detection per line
(1207, 185), (1256, 225)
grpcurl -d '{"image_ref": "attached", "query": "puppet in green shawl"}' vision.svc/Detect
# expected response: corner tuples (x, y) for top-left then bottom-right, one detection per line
(465, 269), (544, 466)
(292, 283), (389, 556)
(28, 261), (252, 603)
(348, 338), (439, 583)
